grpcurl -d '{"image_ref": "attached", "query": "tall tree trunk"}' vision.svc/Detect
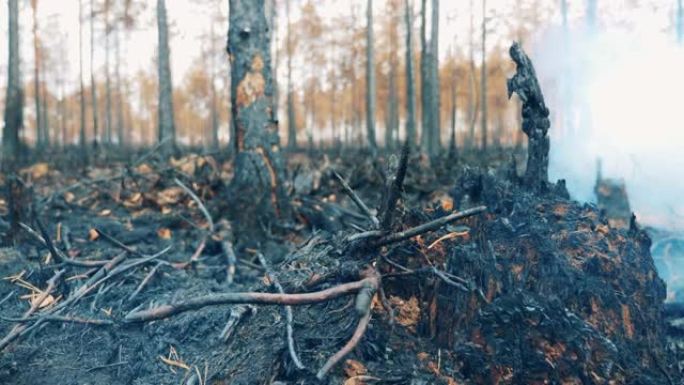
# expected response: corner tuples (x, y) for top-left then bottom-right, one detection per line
(386, 2), (399, 150)
(157, 0), (176, 152)
(404, 0), (417, 149)
(285, 0), (297, 149)
(90, 0), (99, 146)
(3, 0), (23, 161)
(480, 0), (488, 152)
(467, 0), (477, 149)
(269, 0), (278, 130)
(228, 0), (290, 239)
(210, 19), (219, 148)
(115, 27), (124, 146)
(30, 0), (44, 148)
(104, 0), (113, 146)
(365, 0), (377, 151)
(419, 0), (429, 151)
(449, 61), (457, 158)
(428, 0), (440, 156)
(79, 0), (87, 154)
(3, 0), (24, 246)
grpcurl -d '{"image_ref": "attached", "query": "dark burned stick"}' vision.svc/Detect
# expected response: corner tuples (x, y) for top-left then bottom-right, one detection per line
(125, 277), (376, 322)
(507, 42), (551, 189)
(370, 205), (487, 248)
(96, 228), (144, 257)
(256, 252), (305, 370)
(20, 222), (108, 267)
(380, 140), (409, 229)
(333, 171), (380, 229)
(127, 262), (162, 302)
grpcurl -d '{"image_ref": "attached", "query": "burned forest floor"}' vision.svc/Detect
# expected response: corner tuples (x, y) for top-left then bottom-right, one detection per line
(0, 146), (681, 385)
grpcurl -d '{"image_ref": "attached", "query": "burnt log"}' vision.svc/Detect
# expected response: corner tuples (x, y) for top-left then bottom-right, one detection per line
(507, 42), (550, 190)
(227, 0), (290, 240)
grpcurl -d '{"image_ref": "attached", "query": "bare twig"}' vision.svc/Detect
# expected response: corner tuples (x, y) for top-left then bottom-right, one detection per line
(174, 177), (214, 233)
(219, 305), (252, 342)
(333, 171), (380, 229)
(221, 241), (237, 284)
(371, 206), (487, 248)
(0, 314), (114, 326)
(125, 276), (376, 322)
(256, 252), (305, 370)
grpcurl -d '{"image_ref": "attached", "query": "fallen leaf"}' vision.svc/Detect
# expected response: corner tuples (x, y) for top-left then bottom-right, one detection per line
(88, 229), (100, 241)
(344, 359), (368, 377)
(157, 228), (172, 240)
(63, 192), (75, 203)
(20, 163), (49, 179)
(98, 209), (112, 217)
(156, 187), (184, 206)
(135, 163), (153, 174)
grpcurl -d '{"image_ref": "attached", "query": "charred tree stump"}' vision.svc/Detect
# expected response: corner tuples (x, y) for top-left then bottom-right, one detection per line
(507, 42), (550, 190)
(227, 0), (290, 238)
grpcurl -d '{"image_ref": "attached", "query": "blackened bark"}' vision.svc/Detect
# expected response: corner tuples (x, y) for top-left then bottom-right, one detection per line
(507, 42), (551, 190)
(365, 0), (377, 151)
(157, 0), (176, 152)
(228, 0), (290, 235)
(403, 0), (417, 148)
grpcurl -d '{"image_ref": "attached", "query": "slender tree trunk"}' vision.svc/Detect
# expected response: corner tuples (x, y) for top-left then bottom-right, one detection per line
(365, 0), (377, 151)
(269, 0), (279, 130)
(228, 0), (290, 238)
(386, 3), (399, 150)
(79, 0), (87, 155)
(285, 0), (297, 149)
(104, 0), (113, 146)
(429, 0), (440, 156)
(467, 0), (477, 149)
(90, 0), (99, 146)
(115, 27), (124, 146)
(210, 19), (219, 148)
(449, 61), (457, 158)
(419, 0), (429, 151)
(480, 0), (487, 152)
(157, 0), (176, 152)
(30, 0), (44, 148)
(404, 0), (417, 148)
(3, 0), (22, 161)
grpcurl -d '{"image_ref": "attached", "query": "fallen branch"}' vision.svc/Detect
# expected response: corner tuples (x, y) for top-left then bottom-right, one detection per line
(371, 206), (487, 248)
(21, 222), (108, 267)
(128, 263), (162, 302)
(125, 276), (376, 322)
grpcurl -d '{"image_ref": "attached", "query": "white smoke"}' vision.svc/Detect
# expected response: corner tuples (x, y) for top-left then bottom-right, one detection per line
(532, 26), (684, 231)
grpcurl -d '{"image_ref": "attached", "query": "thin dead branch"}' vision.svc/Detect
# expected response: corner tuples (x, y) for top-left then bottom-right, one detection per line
(174, 177), (214, 233)
(333, 171), (380, 228)
(256, 252), (305, 370)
